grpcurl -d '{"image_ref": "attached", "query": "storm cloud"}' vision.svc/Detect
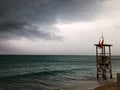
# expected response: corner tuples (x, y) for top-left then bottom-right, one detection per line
(0, 19), (63, 41)
(0, 0), (105, 41)
(0, 0), (114, 54)
(0, 0), (105, 22)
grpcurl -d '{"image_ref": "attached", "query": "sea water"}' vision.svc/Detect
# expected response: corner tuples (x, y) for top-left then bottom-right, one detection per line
(0, 55), (119, 90)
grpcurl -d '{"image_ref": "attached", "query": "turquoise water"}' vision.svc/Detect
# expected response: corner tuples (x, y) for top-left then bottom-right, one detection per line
(0, 55), (119, 90)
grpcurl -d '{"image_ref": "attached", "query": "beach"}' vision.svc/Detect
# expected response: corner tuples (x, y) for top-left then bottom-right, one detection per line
(94, 73), (120, 90)
(63, 79), (117, 90)
(94, 82), (117, 90)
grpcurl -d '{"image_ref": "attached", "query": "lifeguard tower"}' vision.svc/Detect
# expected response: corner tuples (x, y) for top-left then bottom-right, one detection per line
(94, 35), (113, 79)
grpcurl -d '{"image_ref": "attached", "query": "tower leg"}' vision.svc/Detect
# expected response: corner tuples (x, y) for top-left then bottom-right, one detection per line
(102, 66), (107, 80)
(110, 75), (112, 79)
(110, 72), (113, 79)
(97, 74), (99, 79)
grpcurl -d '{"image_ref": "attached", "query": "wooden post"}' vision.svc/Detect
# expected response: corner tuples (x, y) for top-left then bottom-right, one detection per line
(117, 73), (120, 90)
(109, 46), (112, 79)
(96, 46), (99, 79)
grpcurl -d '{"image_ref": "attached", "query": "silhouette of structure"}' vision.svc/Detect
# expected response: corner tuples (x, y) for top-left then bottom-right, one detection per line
(94, 44), (113, 79)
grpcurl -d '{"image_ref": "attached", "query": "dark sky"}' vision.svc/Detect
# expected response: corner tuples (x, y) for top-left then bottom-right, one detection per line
(0, 0), (120, 55)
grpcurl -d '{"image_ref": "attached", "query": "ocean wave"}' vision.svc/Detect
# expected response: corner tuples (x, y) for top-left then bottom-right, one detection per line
(0, 66), (96, 80)
(0, 68), (81, 80)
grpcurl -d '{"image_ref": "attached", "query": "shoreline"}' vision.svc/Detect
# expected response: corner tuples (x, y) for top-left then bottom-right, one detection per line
(93, 78), (117, 90)
(59, 78), (116, 90)
(94, 82), (117, 90)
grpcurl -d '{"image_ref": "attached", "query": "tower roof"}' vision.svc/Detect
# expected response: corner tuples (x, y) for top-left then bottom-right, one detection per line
(94, 44), (113, 46)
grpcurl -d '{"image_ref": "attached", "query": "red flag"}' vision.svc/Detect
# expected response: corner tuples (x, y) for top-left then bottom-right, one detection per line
(98, 39), (104, 49)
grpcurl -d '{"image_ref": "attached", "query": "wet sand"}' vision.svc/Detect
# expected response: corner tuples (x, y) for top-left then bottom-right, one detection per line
(61, 79), (116, 90)
(94, 82), (117, 90)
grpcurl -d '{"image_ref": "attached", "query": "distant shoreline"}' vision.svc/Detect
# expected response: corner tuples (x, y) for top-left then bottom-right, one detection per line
(0, 54), (96, 56)
(0, 54), (120, 57)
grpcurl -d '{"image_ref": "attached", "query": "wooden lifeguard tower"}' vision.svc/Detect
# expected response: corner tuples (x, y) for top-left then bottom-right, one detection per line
(94, 35), (113, 79)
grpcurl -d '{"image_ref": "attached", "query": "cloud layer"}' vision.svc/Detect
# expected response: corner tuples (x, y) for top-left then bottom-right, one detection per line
(0, 0), (112, 54)
(0, 0), (104, 22)
(0, 0), (106, 41)
(0, 19), (63, 41)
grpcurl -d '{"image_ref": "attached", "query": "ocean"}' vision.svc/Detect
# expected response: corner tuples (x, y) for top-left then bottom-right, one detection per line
(0, 55), (119, 90)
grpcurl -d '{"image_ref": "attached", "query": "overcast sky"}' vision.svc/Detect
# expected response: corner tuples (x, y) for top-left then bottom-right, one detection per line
(0, 0), (120, 55)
